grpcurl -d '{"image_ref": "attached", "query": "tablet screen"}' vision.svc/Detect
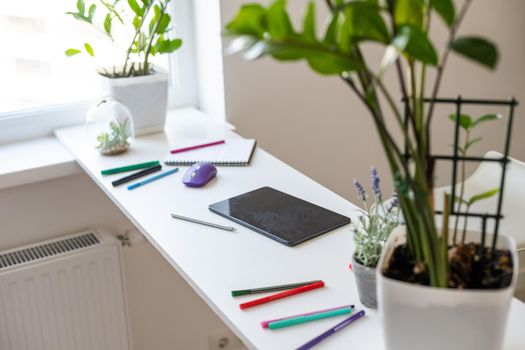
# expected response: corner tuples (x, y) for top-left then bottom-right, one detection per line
(209, 187), (351, 246)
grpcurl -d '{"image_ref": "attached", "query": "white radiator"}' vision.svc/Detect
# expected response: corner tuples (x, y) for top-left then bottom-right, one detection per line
(0, 230), (131, 350)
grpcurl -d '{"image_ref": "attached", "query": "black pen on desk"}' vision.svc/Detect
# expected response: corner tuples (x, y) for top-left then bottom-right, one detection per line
(112, 165), (162, 187)
(170, 213), (235, 232)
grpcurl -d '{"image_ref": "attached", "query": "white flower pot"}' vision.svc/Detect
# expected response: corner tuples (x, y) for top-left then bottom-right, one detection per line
(98, 65), (168, 136)
(377, 227), (518, 350)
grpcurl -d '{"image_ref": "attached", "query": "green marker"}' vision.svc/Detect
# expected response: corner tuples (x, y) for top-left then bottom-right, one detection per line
(101, 161), (160, 175)
(268, 307), (353, 330)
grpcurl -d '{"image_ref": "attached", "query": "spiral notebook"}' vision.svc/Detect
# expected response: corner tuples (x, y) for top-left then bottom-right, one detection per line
(164, 139), (257, 166)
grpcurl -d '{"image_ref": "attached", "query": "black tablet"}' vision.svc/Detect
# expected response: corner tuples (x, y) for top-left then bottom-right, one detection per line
(208, 187), (351, 246)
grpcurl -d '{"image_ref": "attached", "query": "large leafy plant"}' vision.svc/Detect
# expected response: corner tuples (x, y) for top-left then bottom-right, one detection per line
(65, 0), (182, 77)
(225, 0), (499, 288)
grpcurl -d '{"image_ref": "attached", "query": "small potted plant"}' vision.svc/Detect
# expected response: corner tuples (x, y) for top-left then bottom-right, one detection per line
(86, 97), (135, 155)
(351, 168), (401, 309)
(65, 0), (182, 135)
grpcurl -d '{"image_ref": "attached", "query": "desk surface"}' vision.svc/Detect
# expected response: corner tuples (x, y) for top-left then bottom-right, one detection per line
(56, 108), (525, 350)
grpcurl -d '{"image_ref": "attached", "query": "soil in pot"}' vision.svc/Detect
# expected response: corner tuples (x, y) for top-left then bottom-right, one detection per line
(383, 243), (513, 289)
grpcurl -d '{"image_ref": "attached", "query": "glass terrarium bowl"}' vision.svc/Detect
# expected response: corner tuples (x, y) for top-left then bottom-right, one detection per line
(86, 97), (135, 155)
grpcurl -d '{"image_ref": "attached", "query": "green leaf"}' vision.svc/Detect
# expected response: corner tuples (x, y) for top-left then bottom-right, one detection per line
(88, 4), (96, 22)
(101, 0), (123, 23)
(431, 0), (455, 27)
(154, 38), (182, 54)
(104, 14), (112, 34)
(128, 0), (143, 16)
(448, 113), (473, 130)
(395, 25), (438, 65)
(267, 0), (294, 40)
(464, 137), (482, 150)
(323, 11), (340, 45)
(84, 43), (95, 56)
(342, 2), (390, 44)
(76, 0), (85, 15)
(395, 0), (424, 29)
(225, 4), (267, 38)
(468, 188), (499, 206)
(243, 39), (358, 75)
(65, 48), (81, 57)
(307, 52), (358, 75)
(472, 113), (502, 127)
(450, 36), (499, 69)
(156, 13), (171, 34)
(149, 5), (161, 34)
(303, 2), (316, 42)
(133, 16), (141, 30)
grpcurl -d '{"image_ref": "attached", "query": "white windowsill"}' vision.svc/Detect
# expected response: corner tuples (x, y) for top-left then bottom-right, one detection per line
(0, 107), (235, 190)
(0, 137), (81, 190)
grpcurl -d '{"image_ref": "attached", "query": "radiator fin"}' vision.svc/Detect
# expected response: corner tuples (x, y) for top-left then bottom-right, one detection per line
(0, 233), (100, 270)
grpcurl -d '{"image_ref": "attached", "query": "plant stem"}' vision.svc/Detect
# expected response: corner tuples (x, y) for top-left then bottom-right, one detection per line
(143, 1), (169, 75)
(122, 2), (154, 77)
(425, 0), (473, 157)
(453, 130), (469, 244)
(461, 204), (471, 244)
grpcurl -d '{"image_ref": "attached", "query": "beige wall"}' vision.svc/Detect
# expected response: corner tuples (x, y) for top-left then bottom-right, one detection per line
(0, 174), (228, 350)
(220, 0), (525, 202)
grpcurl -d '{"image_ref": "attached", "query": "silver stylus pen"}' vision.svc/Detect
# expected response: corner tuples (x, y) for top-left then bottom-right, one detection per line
(170, 213), (236, 232)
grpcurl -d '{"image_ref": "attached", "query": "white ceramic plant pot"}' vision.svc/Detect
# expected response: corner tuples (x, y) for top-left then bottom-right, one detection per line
(98, 65), (168, 136)
(377, 227), (518, 350)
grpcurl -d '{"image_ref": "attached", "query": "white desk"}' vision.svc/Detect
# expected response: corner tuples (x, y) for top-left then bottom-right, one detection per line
(56, 109), (525, 350)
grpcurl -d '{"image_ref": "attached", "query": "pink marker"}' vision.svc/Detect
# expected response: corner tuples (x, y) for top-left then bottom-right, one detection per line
(260, 304), (354, 328)
(169, 140), (225, 154)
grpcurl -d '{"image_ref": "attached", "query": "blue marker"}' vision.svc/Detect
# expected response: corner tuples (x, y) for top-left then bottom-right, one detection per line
(127, 168), (179, 190)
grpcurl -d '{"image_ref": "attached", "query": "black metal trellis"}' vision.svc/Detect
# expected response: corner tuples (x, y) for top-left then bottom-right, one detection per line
(403, 96), (518, 255)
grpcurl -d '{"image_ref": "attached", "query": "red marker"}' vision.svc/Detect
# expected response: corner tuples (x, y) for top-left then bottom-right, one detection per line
(170, 140), (225, 154)
(239, 281), (325, 310)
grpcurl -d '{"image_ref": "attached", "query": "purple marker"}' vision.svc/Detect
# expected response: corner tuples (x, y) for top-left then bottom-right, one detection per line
(296, 310), (366, 350)
(261, 305), (354, 329)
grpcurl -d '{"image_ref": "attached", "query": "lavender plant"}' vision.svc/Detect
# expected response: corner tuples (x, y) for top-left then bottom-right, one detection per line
(352, 168), (401, 268)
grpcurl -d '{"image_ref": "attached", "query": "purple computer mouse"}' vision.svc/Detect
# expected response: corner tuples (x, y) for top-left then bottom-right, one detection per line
(182, 162), (217, 187)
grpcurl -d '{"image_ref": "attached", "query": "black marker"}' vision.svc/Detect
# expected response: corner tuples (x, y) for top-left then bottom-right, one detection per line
(111, 165), (162, 187)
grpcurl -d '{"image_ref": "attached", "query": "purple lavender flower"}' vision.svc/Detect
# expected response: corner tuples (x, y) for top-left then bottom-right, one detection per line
(353, 178), (367, 201)
(371, 166), (382, 200)
(387, 193), (399, 213)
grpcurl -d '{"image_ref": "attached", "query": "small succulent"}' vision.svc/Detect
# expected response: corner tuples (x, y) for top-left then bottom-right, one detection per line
(352, 167), (401, 268)
(96, 116), (132, 155)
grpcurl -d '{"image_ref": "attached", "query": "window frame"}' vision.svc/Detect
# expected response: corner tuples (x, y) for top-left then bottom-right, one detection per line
(0, 0), (199, 144)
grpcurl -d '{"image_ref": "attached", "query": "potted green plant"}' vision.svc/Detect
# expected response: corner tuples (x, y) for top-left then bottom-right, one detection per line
(351, 168), (401, 309)
(65, 0), (182, 135)
(224, 1), (518, 348)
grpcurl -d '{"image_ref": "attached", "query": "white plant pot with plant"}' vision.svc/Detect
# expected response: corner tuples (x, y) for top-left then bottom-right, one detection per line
(378, 227), (518, 350)
(351, 168), (401, 309)
(98, 65), (168, 135)
(225, 0), (518, 347)
(65, 0), (182, 136)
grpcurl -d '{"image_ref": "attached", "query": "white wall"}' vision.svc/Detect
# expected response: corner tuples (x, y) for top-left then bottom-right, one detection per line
(0, 174), (229, 350)
(219, 0), (525, 200)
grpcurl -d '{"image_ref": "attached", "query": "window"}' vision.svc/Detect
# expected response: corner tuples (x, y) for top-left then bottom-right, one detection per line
(0, 0), (197, 143)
